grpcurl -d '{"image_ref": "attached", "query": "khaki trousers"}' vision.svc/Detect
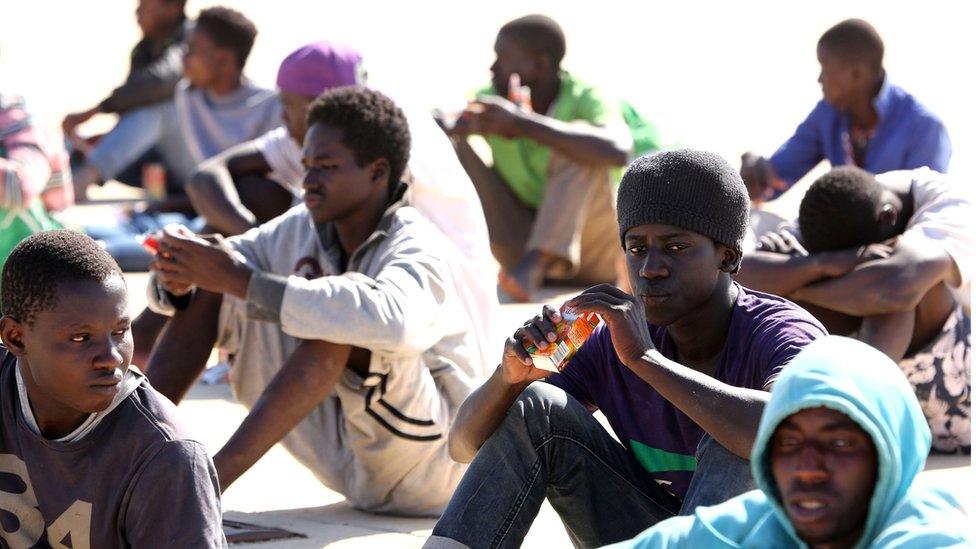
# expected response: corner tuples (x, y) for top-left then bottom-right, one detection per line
(454, 138), (619, 284)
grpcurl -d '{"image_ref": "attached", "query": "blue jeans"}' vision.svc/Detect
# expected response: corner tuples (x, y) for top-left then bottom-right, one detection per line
(428, 383), (755, 548)
(86, 102), (196, 186)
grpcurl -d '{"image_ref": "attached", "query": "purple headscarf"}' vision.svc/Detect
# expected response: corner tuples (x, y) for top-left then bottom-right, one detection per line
(276, 41), (364, 99)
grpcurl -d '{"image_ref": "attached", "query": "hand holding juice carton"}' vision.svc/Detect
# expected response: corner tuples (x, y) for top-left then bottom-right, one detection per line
(524, 306), (602, 373)
(140, 224), (197, 257)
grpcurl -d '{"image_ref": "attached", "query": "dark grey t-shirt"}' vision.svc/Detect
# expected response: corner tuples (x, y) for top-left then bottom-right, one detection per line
(0, 347), (226, 548)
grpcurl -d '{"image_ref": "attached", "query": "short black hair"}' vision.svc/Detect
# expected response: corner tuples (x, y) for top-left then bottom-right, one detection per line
(1, 230), (123, 325)
(799, 167), (885, 253)
(499, 14), (566, 66)
(195, 6), (258, 70)
(818, 18), (884, 71)
(306, 86), (411, 187)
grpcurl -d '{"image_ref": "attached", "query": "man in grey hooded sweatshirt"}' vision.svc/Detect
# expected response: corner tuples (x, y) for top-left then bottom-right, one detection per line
(144, 87), (486, 516)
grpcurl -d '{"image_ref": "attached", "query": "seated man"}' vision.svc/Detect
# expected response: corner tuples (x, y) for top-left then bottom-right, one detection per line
(442, 14), (632, 301)
(63, 0), (190, 188)
(0, 230), (224, 547)
(614, 336), (971, 548)
(145, 87), (487, 516)
(425, 150), (827, 548)
(74, 6), (280, 206)
(738, 166), (971, 453)
(741, 18), (951, 203)
(135, 40), (499, 372)
(1, 93), (72, 273)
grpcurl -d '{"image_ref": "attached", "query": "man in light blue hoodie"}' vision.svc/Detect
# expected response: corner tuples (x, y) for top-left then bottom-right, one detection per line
(612, 336), (970, 548)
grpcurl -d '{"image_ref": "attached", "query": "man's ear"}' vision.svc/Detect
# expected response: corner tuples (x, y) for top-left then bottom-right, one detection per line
(370, 158), (392, 186)
(215, 48), (237, 72)
(719, 246), (742, 274)
(0, 315), (27, 357)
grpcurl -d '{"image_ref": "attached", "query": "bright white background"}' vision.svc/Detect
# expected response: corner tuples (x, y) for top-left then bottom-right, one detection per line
(2, 1), (972, 179)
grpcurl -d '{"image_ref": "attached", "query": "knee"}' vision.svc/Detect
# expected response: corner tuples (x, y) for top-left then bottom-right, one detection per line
(502, 383), (588, 438)
(185, 169), (218, 202)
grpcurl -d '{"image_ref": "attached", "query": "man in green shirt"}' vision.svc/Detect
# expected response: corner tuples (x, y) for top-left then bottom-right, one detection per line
(440, 15), (632, 302)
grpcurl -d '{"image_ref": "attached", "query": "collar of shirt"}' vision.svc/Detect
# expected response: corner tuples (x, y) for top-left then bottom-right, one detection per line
(872, 72), (896, 126)
(312, 180), (411, 270)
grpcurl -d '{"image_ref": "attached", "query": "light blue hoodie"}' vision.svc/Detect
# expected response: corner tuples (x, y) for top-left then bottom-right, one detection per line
(610, 336), (970, 548)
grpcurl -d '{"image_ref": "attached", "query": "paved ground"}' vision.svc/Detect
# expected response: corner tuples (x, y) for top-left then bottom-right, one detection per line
(120, 271), (972, 548)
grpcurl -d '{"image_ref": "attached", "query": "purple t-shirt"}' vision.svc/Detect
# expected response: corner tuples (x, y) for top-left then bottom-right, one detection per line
(548, 285), (826, 499)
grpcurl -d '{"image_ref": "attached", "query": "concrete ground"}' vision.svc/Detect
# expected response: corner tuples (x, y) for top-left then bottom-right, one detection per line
(118, 267), (972, 548)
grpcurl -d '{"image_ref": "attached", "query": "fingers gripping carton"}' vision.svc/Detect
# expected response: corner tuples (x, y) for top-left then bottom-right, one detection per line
(525, 308), (602, 373)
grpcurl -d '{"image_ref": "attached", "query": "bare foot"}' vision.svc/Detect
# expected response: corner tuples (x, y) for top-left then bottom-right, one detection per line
(498, 269), (533, 303)
(498, 250), (553, 303)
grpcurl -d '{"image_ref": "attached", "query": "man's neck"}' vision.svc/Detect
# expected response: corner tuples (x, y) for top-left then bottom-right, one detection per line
(530, 70), (561, 115)
(207, 74), (244, 97)
(145, 16), (183, 44)
(334, 191), (392, 259)
(16, 361), (87, 439)
(808, 525), (865, 549)
(846, 74), (885, 130)
(665, 279), (738, 365)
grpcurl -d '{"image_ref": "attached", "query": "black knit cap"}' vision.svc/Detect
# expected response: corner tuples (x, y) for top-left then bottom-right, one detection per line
(617, 149), (750, 255)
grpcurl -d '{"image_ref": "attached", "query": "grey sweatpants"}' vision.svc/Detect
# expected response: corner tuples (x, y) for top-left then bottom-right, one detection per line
(216, 294), (470, 517)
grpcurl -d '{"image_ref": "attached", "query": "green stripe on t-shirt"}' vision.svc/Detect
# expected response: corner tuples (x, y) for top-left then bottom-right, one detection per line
(629, 439), (697, 473)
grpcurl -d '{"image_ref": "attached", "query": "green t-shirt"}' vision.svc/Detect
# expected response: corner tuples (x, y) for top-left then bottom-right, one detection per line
(479, 71), (616, 208)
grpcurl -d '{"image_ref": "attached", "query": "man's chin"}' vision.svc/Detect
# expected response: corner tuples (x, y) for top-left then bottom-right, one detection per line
(492, 80), (508, 97)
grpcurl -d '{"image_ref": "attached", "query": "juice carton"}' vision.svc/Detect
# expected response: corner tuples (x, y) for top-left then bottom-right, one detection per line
(525, 307), (602, 373)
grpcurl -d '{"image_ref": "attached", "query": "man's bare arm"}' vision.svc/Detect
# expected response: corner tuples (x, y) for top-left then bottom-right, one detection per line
(791, 242), (954, 316)
(737, 251), (837, 296)
(858, 310), (916, 361)
(513, 113), (631, 166)
(185, 140), (272, 235)
(213, 339), (353, 491)
(144, 289), (223, 404)
(459, 96), (631, 166)
(627, 352), (771, 459)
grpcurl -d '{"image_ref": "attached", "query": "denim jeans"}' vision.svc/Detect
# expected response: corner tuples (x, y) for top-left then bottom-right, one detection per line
(86, 101), (196, 185)
(426, 383), (755, 549)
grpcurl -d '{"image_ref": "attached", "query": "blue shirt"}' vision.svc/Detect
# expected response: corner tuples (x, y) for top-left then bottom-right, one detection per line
(769, 76), (951, 195)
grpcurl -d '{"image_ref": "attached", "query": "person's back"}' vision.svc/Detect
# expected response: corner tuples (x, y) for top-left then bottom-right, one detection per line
(613, 336), (971, 548)
(0, 230), (224, 548)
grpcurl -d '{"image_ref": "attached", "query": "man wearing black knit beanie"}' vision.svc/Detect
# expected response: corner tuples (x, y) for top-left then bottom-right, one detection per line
(428, 150), (827, 548)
